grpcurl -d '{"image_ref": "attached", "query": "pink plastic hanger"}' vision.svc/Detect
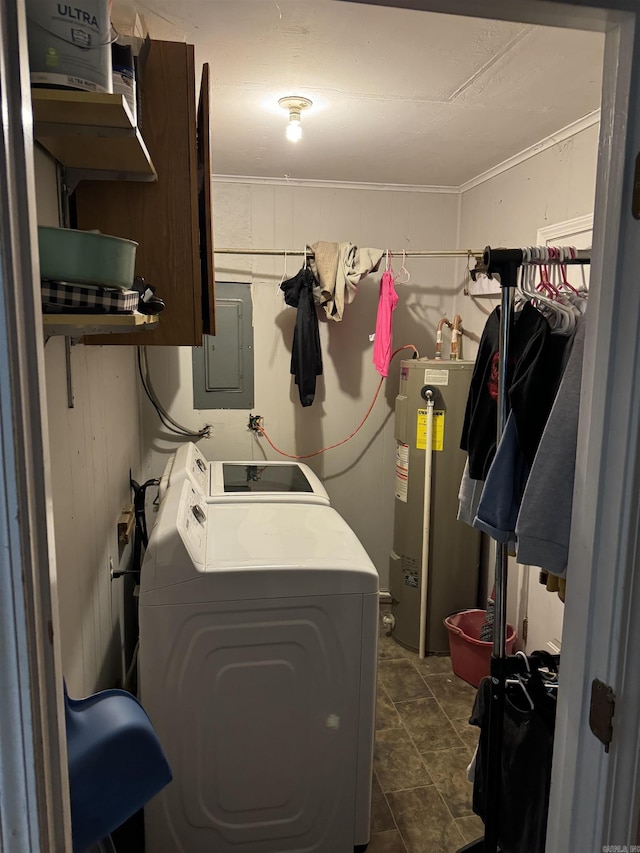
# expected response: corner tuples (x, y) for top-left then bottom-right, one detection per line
(559, 247), (580, 295)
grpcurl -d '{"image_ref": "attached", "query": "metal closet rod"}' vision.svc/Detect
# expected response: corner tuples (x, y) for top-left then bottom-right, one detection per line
(214, 247), (483, 258)
(215, 246), (591, 261)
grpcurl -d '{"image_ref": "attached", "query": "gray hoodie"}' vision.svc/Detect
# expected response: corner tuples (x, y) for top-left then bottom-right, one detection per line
(515, 317), (586, 575)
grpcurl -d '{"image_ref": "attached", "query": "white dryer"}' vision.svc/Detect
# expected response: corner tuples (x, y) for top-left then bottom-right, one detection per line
(158, 442), (330, 505)
(139, 472), (379, 852)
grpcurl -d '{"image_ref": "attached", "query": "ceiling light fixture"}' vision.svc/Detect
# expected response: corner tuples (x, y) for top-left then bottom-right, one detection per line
(278, 96), (312, 143)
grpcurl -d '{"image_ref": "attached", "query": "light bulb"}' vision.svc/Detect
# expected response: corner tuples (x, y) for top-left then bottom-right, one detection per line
(286, 118), (302, 143)
(278, 96), (312, 143)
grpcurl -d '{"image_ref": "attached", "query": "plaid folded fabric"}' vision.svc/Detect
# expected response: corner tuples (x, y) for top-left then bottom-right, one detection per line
(42, 280), (139, 314)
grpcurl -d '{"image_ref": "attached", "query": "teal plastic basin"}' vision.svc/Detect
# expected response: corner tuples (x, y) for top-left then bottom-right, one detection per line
(38, 227), (138, 290)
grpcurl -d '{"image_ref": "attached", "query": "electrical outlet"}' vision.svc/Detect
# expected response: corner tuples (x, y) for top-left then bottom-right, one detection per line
(248, 414), (264, 432)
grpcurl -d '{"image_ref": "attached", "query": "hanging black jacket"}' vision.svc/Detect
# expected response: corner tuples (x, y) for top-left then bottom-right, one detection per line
(460, 303), (549, 480)
(280, 266), (323, 407)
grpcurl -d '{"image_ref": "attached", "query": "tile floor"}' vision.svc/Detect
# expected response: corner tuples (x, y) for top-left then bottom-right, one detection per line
(368, 630), (484, 853)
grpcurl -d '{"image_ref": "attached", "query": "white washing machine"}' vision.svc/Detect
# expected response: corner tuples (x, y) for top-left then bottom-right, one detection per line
(158, 442), (330, 505)
(139, 466), (379, 852)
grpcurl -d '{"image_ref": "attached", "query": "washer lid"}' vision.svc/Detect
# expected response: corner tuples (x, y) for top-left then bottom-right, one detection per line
(208, 461), (330, 504)
(159, 444), (330, 506)
(204, 502), (378, 592)
(222, 463), (312, 493)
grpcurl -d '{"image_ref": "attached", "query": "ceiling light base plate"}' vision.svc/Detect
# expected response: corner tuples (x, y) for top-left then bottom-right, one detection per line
(278, 96), (313, 114)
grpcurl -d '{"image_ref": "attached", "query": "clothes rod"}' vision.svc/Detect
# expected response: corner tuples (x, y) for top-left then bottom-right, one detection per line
(214, 248), (484, 259)
(215, 247), (591, 262)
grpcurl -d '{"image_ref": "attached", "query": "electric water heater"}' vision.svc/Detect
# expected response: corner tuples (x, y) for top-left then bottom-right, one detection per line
(389, 359), (481, 653)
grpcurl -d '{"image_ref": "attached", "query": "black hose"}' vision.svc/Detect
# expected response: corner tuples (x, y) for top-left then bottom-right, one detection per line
(130, 477), (159, 574)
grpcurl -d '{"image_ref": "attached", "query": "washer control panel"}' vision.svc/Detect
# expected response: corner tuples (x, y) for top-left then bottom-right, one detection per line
(177, 481), (207, 569)
(185, 444), (208, 495)
(160, 443), (209, 502)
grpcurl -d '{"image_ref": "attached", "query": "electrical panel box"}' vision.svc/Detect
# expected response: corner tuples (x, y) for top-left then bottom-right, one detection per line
(192, 281), (254, 409)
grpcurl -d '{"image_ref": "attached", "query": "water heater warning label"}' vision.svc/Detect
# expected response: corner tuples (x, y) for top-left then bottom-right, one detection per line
(395, 442), (409, 502)
(417, 410), (445, 451)
(424, 369), (449, 386)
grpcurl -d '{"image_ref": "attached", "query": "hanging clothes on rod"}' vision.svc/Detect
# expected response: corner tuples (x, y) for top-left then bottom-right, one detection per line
(472, 331), (578, 544)
(460, 302), (550, 482)
(455, 245), (591, 853)
(515, 317), (587, 576)
(372, 251), (400, 378)
(280, 260), (323, 407)
(460, 254), (586, 550)
(308, 241), (383, 321)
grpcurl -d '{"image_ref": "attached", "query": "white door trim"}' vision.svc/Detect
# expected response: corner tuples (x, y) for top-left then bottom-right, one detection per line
(0, 0), (71, 849)
(538, 213), (595, 244)
(555, 17), (640, 849)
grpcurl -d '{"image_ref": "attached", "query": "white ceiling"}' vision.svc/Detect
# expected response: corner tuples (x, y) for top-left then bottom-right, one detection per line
(114, 0), (604, 187)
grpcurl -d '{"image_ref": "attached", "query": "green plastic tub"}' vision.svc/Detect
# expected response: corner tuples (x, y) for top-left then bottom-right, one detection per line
(38, 227), (138, 290)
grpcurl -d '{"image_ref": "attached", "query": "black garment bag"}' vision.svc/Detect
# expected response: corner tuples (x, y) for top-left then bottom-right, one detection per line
(470, 657), (558, 853)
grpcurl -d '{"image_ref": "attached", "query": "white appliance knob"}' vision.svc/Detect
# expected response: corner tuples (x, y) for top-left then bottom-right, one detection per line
(191, 504), (206, 524)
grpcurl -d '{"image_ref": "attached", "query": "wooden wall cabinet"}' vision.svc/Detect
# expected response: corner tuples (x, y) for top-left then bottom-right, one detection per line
(75, 40), (216, 346)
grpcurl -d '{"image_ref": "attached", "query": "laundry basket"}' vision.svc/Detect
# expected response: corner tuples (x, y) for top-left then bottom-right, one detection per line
(444, 609), (517, 688)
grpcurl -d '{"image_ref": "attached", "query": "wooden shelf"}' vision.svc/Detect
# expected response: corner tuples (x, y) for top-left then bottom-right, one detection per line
(32, 90), (157, 185)
(43, 312), (159, 340)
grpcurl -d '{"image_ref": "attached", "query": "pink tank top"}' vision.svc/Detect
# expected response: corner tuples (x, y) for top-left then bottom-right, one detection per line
(373, 269), (399, 377)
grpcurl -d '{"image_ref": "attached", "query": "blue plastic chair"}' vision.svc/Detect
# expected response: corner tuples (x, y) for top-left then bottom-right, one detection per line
(64, 685), (172, 852)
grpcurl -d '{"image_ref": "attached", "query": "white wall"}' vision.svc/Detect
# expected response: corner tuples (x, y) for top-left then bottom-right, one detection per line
(455, 122), (599, 635)
(37, 147), (144, 697)
(455, 123), (599, 352)
(141, 182), (462, 588)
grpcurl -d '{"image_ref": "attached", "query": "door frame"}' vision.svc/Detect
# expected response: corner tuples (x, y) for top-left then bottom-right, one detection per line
(0, 0), (71, 849)
(349, 2), (640, 850)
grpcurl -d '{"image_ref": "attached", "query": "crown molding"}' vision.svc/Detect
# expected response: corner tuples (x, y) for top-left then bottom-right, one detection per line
(213, 109), (601, 196)
(212, 174), (461, 193)
(458, 109), (601, 193)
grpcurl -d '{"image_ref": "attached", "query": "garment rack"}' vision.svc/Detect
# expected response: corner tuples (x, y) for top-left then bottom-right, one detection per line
(459, 245), (591, 853)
